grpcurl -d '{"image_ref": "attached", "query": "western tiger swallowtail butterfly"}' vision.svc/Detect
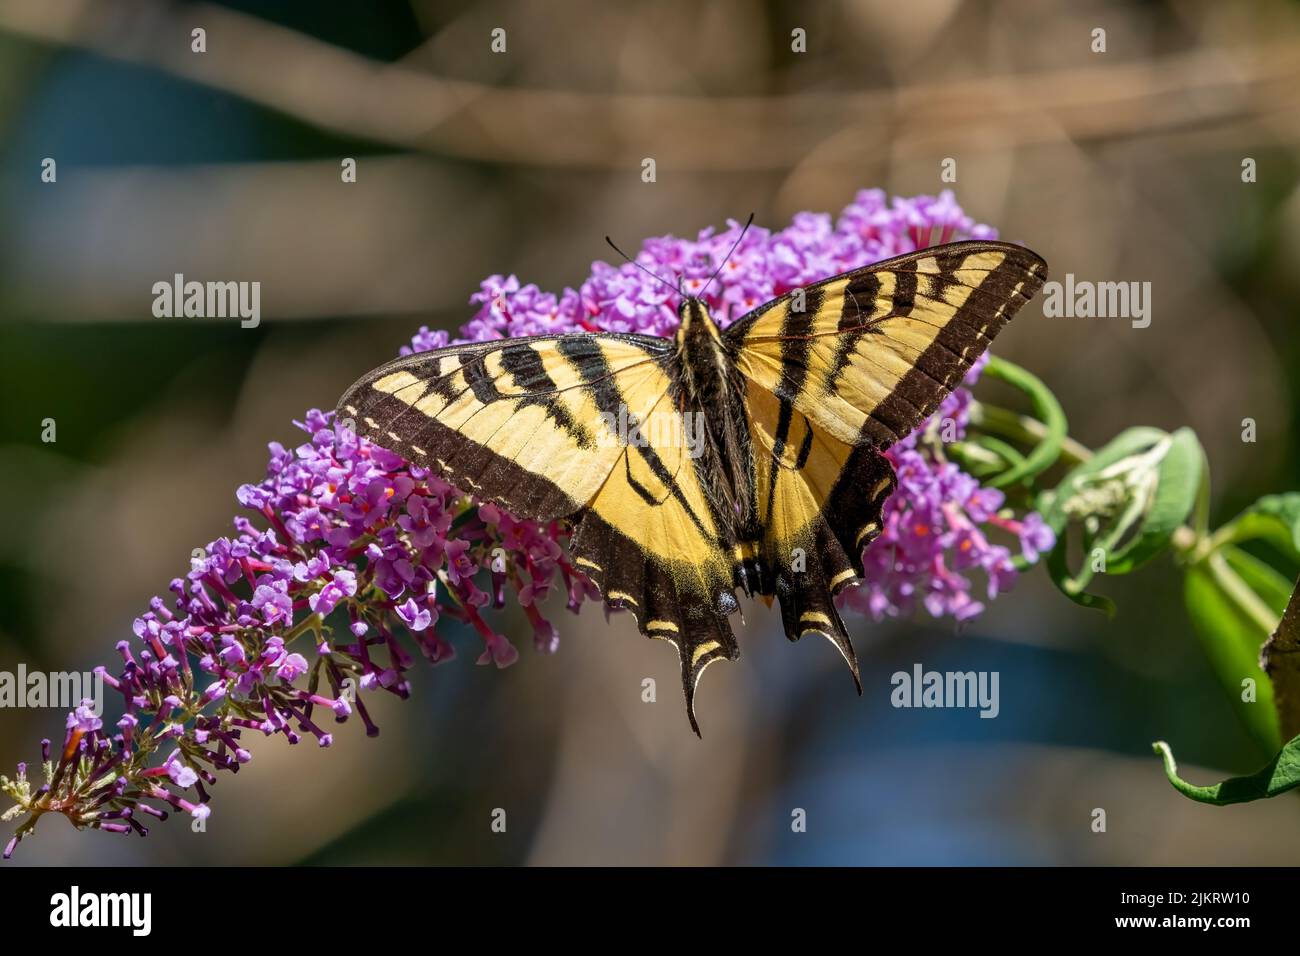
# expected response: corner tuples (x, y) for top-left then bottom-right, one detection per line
(338, 235), (1047, 733)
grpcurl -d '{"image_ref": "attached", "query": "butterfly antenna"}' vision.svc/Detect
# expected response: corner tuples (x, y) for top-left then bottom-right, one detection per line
(700, 212), (755, 300)
(605, 235), (680, 297)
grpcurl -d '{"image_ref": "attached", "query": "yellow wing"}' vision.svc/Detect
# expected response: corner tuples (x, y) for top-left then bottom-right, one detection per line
(338, 333), (670, 520)
(338, 332), (739, 734)
(724, 241), (1048, 447)
(570, 380), (741, 735)
(741, 380), (896, 688)
(727, 241), (1048, 684)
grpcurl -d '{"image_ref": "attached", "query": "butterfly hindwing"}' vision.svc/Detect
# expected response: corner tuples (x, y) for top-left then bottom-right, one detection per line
(571, 518), (737, 737)
(339, 332), (742, 733)
(569, 381), (743, 734)
(743, 380), (896, 688)
(724, 241), (1048, 447)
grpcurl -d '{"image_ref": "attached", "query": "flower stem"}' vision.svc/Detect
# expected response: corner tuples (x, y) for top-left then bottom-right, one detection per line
(968, 401), (1090, 470)
(978, 356), (1072, 486)
(1206, 550), (1284, 637)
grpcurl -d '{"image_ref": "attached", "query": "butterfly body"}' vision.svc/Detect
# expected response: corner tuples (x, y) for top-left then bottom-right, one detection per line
(338, 240), (1048, 733)
(672, 297), (757, 552)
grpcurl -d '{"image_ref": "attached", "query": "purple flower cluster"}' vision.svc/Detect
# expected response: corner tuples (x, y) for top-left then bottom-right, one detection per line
(455, 189), (999, 341)
(0, 405), (589, 858)
(2, 189), (1049, 857)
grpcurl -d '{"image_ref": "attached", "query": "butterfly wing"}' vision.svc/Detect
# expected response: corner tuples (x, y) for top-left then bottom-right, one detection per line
(725, 241), (1048, 674)
(569, 384), (740, 735)
(724, 241), (1048, 447)
(338, 333), (670, 520)
(338, 332), (739, 733)
(741, 381), (897, 688)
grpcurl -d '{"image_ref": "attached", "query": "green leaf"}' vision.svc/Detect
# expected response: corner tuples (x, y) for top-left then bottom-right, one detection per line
(1152, 739), (1300, 804)
(1103, 428), (1202, 573)
(1037, 427), (1202, 611)
(1220, 493), (1300, 562)
(1223, 545), (1295, 614)
(1183, 553), (1281, 751)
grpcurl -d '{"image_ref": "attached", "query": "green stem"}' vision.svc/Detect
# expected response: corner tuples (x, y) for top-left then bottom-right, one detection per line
(969, 435), (1029, 469)
(1191, 444), (1213, 537)
(947, 441), (1006, 470)
(969, 402), (1089, 468)
(283, 613), (324, 645)
(979, 356), (1070, 487)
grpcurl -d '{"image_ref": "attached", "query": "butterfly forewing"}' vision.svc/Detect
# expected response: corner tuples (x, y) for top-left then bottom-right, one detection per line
(338, 333), (670, 520)
(724, 241), (1048, 447)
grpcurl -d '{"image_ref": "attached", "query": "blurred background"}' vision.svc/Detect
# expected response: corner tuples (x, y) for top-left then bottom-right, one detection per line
(2, 0), (1300, 865)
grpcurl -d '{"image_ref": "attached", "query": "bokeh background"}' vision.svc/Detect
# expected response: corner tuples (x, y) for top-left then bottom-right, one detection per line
(2, 0), (1300, 865)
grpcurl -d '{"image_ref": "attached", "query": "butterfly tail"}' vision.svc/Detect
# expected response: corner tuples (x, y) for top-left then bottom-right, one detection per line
(766, 445), (897, 692)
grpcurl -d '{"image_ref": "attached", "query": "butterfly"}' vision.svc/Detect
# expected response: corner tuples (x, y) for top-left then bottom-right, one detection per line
(337, 239), (1048, 734)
